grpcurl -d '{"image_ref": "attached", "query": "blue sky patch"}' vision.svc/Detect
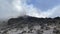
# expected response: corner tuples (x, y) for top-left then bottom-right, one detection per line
(27, 0), (60, 11)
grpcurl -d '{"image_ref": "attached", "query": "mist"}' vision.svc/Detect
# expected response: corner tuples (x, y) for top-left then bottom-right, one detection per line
(0, 0), (60, 20)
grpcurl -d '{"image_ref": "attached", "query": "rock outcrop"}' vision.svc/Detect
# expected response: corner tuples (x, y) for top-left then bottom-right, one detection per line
(8, 16), (60, 26)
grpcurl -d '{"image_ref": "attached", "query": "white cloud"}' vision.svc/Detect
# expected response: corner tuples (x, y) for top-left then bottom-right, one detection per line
(0, 0), (20, 19)
(0, 0), (60, 19)
(49, 6), (60, 18)
(23, 2), (60, 18)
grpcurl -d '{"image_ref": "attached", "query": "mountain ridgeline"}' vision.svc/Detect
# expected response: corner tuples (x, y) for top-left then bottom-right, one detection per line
(8, 16), (60, 26)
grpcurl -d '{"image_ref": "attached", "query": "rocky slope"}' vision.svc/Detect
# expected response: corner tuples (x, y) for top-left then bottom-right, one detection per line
(0, 16), (60, 34)
(8, 15), (60, 26)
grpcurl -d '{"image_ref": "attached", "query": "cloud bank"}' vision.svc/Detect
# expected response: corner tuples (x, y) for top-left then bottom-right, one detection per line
(0, 0), (60, 19)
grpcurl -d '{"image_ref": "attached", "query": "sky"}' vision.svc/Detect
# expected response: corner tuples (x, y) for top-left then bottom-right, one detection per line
(0, 0), (60, 19)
